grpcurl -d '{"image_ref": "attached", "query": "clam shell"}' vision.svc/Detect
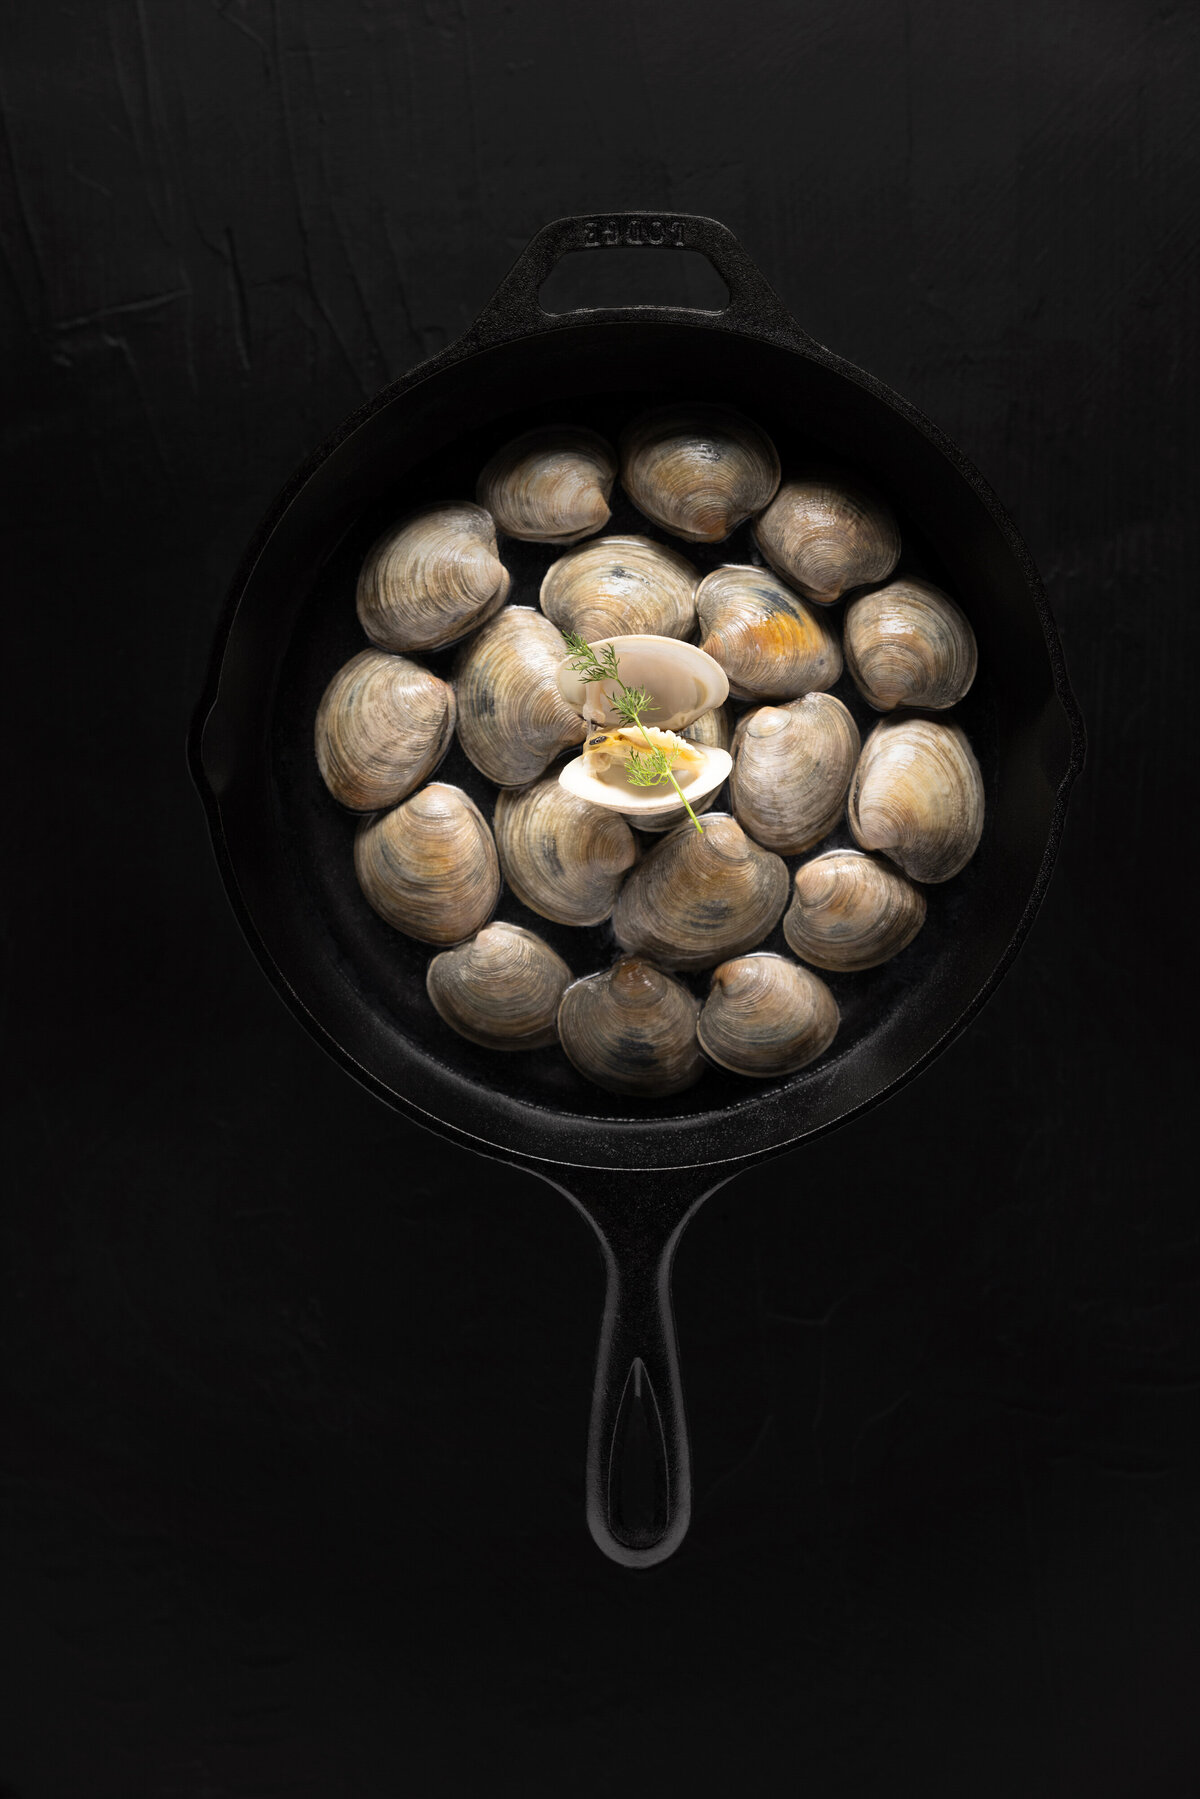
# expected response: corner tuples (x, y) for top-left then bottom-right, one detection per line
(357, 501), (510, 653)
(454, 606), (587, 787)
(683, 705), (732, 752)
(558, 733), (732, 828)
(612, 813), (789, 972)
(354, 782), (500, 944)
(783, 849), (926, 971)
(619, 405), (781, 542)
(843, 577), (977, 711)
(555, 634), (728, 731)
(426, 922), (571, 1050)
(613, 706), (733, 832)
(557, 959), (704, 1097)
(476, 427), (616, 546)
(848, 715), (984, 883)
(698, 953), (838, 1078)
(696, 565), (842, 700)
(493, 778), (638, 927)
(730, 694), (860, 855)
(753, 472), (900, 604)
(540, 534), (698, 641)
(314, 649), (455, 813)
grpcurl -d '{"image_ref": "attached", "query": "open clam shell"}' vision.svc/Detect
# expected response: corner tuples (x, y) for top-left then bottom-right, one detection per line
(697, 953), (839, 1078)
(730, 694), (860, 855)
(426, 922), (572, 1050)
(843, 577), (977, 712)
(558, 731), (732, 827)
(493, 778), (638, 927)
(454, 606), (587, 787)
(354, 782), (500, 944)
(753, 471), (900, 604)
(783, 849), (926, 971)
(696, 565), (842, 700)
(612, 705), (733, 833)
(848, 714), (985, 883)
(540, 534), (698, 641)
(476, 427), (616, 545)
(314, 648), (455, 813)
(557, 958), (705, 1097)
(612, 812), (788, 972)
(555, 634), (728, 732)
(357, 501), (510, 653)
(619, 404), (781, 542)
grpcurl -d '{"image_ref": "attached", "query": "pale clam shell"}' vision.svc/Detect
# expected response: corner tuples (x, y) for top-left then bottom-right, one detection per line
(610, 706), (733, 833)
(354, 782), (500, 944)
(783, 849), (926, 971)
(612, 813), (789, 972)
(697, 953), (839, 1078)
(557, 735), (732, 827)
(619, 405), (781, 542)
(476, 427), (616, 546)
(848, 714), (985, 883)
(314, 648), (455, 813)
(696, 564), (842, 700)
(843, 577), (977, 712)
(454, 606), (587, 787)
(540, 534), (698, 641)
(554, 634), (728, 732)
(426, 922), (572, 1051)
(357, 501), (510, 653)
(754, 472), (900, 604)
(493, 778), (638, 927)
(557, 958), (705, 1098)
(730, 694), (860, 855)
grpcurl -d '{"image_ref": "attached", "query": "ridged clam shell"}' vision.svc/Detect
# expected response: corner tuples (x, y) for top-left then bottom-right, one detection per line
(696, 565), (842, 700)
(540, 535), (698, 641)
(476, 427), (616, 545)
(754, 472), (900, 604)
(843, 577), (977, 711)
(612, 813), (789, 972)
(698, 953), (839, 1078)
(426, 922), (571, 1050)
(314, 649), (455, 813)
(848, 715), (984, 883)
(783, 849), (926, 971)
(730, 694), (860, 855)
(557, 959), (704, 1097)
(357, 501), (510, 653)
(454, 606), (587, 787)
(354, 783), (500, 944)
(620, 405), (781, 542)
(493, 778), (638, 927)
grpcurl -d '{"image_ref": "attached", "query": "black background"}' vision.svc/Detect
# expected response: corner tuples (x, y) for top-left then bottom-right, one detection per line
(2, 3), (1196, 1794)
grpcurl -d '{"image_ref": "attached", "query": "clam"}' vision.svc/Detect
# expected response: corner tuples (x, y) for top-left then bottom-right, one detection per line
(558, 726), (732, 828)
(557, 959), (704, 1098)
(555, 634), (728, 730)
(612, 813), (788, 972)
(354, 783), (500, 944)
(454, 606), (587, 787)
(754, 471), (900, 604)
(476, 426), (616, 545)
(683, 704), (732, 752)
(697, 954), (839, 1078)
(696, 565), (842, 700)
(843, 576), (977, 712)
(608, 705), (733, 833)
(730, 694), (860, 855)
(357, 501), (510, 653)
(493, 778), (638, 927)
(848, 715), (984, 883)
(619, 405), (780, 542)
(314, 649), (455, 813)
(540, 534), (698, 641)
(783, 849), (926, 971)
(426, 922), (571, 1050)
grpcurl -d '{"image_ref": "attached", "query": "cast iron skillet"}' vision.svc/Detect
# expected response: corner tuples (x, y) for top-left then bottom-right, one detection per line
(191, 213), (1083, 1568)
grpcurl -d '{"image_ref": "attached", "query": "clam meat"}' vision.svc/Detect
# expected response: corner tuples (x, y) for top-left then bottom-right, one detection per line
(697, 953), (839, 1078)
(558, 725), (732, 827)
(454, 606), (587, 787)
(354, 782), (500, 944)
(557, 959), (704, 1098)
(612, 813), (788, 972)
(314, 648), (455, 813)
(540, 534), (698, 641)
(619, 405), (780, 542)
(476, 426), (616, 546)
(696, 564), (842, 700)
(357, 501), (510, 653)
(754, 471), (900, 604)
(843, 576), (977, 712)
(608, 705), (734, 833)
(426, 922), (571, 1050)
(729, 693), (860, 855)
(555, 633), (728, 731)
(848, 714), (984, 883)
(783, 849), (926, 971)
(493, 777), (638, 927)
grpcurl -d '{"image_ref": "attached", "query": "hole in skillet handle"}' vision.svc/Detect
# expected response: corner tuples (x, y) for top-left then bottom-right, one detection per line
(539, 246), (730, 314)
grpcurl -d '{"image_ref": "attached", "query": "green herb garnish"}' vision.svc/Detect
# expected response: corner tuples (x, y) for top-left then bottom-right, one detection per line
(561, 631), (704, 834)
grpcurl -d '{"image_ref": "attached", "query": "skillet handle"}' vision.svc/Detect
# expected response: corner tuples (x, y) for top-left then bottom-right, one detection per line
(467, 211), (815, 350)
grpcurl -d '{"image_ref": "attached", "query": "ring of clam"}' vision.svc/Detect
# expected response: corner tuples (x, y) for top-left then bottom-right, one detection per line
(314, 409), (984, 1098)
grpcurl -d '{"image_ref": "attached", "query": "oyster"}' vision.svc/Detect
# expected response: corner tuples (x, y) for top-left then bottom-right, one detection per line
(354, 783), (499, 944)
(476, 426), (616, 545)
(493, 777), (638, 927)
(848, 715), (985, 882)
(696, 564), (842, 700)
(426, 922), (571, 1050)
(729, 694), (860, 855)
(619, 405), (780, 542)
(357, 501), (510, 652)
(314, 648), (455, 813)
(843, 576), (977, 711)
(540, 534), (698, 641)
(697, 953), (839, 1078)
(557, 959), (704, 1098)
(612, 813), (788, 972)
(454, 606), (587, 787)
(753, 471), (900, 604)
(555, 634), (728, 731)
(783, 849), (926, 971)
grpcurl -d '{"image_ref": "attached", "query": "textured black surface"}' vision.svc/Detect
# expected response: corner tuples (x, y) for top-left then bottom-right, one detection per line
(2, 3), (1197, 1794)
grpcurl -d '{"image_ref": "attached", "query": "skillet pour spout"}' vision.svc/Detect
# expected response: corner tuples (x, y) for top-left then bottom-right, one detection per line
(191, 212), (1084, 1569)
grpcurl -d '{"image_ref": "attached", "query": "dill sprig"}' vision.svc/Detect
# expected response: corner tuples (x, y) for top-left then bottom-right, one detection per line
(561, 631), (704, 834)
